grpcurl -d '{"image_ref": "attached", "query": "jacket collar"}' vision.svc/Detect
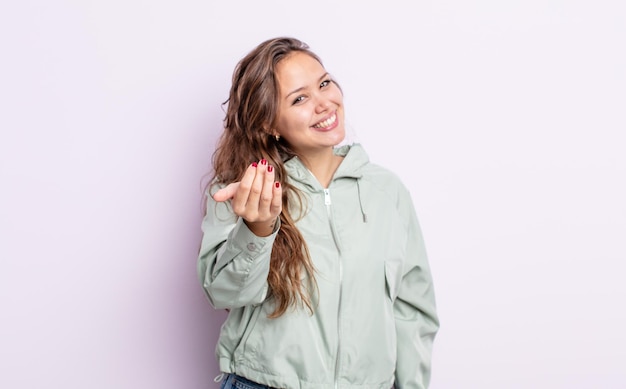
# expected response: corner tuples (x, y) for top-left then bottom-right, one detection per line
(284, 143), (368, 189)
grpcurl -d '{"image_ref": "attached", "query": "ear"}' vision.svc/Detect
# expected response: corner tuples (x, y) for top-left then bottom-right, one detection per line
(263, 124), (281, 140)
(261, 123), (273, 136)
(267, 129), (281, 142)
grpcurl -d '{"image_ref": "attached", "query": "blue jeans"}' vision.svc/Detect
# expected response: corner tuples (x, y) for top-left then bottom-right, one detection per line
(220, 374), (276, 389)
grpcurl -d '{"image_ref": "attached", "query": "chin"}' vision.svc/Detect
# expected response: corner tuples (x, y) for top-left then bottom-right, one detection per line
(332, 129), (346, 145)
(332, 134), (347, 147)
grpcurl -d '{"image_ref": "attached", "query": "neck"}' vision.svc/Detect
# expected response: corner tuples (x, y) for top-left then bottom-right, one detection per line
(298, 148), (343, 188)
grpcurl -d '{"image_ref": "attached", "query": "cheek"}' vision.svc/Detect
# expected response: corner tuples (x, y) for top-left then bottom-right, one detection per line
(275, 117), (294, 139)
(278, 112), (309, 133)
(274, 109), (289, 132)
(330, 85), (344, 102)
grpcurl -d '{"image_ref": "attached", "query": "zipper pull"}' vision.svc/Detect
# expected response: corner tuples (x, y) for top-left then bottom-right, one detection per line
(324, 188), (331, 206)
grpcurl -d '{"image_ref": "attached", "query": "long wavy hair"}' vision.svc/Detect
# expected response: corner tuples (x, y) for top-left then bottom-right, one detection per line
(210, 37), (321, 318)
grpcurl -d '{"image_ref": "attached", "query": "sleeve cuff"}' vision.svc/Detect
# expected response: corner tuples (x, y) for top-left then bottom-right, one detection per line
(227, 217), (281, 255)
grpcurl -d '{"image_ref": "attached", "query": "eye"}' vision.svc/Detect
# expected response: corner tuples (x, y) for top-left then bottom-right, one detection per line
(320, 79), (332, 88)
(292, 95), (305, 105)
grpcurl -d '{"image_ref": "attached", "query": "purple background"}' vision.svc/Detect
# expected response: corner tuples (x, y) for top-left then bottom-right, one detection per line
(1, 1), (625, 388)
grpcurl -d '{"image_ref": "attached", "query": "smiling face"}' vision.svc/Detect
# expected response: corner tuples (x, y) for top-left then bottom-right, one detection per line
(273, 51), (345, 158)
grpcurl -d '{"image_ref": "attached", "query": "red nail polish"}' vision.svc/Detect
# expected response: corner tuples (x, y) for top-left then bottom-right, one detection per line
(260, 159), (267, 165)
(251, 162), (258, 167)
(275, 182), (280, 188)
(267, 165), (273, 172)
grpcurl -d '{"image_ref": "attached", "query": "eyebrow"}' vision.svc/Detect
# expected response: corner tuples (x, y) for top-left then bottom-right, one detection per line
(285, 73), (329, 100)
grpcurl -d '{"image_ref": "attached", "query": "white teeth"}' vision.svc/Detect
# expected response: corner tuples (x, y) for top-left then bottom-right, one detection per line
(313, 114), (336, 128)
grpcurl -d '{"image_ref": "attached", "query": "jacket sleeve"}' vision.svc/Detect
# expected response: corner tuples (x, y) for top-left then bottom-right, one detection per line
(197, 188), (279, 310)
(394, 187), (440, 389)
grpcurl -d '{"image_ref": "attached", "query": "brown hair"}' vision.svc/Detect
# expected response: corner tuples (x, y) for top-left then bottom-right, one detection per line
(210, 37), (321, 318)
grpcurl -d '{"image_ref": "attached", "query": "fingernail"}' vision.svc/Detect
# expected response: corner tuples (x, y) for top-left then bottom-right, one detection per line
(267, 165), (273, 172)
(275, 182), (280, 188)
(251, 162), (258, 167)
(260, 159), (267, 165)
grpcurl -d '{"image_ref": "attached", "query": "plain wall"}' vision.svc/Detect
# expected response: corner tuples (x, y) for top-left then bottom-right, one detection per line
(1, 1), (624, 388)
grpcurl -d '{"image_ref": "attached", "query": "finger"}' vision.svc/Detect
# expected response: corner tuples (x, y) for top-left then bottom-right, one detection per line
(258, 164), (276, 213)
(232, 162), (259, 212)
(212, 182), (240, 202)
(269, 181), (282, 217)
(244, 159), (268, 212)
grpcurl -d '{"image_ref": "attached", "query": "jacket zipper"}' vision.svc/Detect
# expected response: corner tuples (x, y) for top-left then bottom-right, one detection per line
(324, 188), (343, 389)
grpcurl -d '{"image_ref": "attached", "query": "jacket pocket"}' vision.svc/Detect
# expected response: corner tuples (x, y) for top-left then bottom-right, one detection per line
(384, 260), (403, 301)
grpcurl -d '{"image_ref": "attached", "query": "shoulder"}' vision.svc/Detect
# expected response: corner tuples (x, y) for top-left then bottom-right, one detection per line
(361, 161), (411, 200)
(338, 143), (413, 204)
(361, 162), (403, 186)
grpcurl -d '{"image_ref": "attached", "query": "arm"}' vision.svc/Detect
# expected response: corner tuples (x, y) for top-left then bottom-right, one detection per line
(197, 160), (282, 309)
(197, 191), (279, 309)
(394, 189), (440, 389)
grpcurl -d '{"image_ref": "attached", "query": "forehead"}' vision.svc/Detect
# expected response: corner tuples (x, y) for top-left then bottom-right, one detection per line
(275, 52), (325, 91)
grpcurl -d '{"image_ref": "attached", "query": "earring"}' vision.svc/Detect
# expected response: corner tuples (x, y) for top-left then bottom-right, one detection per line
(275, 134), (281, 141)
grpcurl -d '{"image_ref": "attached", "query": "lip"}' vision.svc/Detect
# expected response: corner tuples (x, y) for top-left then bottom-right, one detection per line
(311, 111), (339, 132)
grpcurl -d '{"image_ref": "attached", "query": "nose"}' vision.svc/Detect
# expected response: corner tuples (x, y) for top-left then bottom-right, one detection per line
(313, 93), (332, 114)
(315, 93), (332, 113)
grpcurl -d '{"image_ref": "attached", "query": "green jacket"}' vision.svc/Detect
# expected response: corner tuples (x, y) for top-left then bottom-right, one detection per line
(198, 144), (439, 389)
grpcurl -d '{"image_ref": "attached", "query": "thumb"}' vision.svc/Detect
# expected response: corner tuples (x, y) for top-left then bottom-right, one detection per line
(212, 182), (240, 202)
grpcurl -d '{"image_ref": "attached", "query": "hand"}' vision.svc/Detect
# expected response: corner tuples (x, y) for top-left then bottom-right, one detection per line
(213, 159), (282, 236)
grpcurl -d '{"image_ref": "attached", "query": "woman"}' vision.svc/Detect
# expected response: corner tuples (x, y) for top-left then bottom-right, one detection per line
(198, 37), (439, 389)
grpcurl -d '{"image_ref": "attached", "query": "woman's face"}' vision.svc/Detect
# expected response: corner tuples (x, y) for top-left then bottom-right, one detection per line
(273, 51), (345, 157)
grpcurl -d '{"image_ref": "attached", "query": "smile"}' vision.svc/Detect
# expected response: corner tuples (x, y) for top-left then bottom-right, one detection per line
(312, 113), (337, 129)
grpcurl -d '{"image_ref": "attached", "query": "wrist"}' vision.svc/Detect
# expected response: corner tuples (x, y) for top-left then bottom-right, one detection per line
(243, 217), (279, 237)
